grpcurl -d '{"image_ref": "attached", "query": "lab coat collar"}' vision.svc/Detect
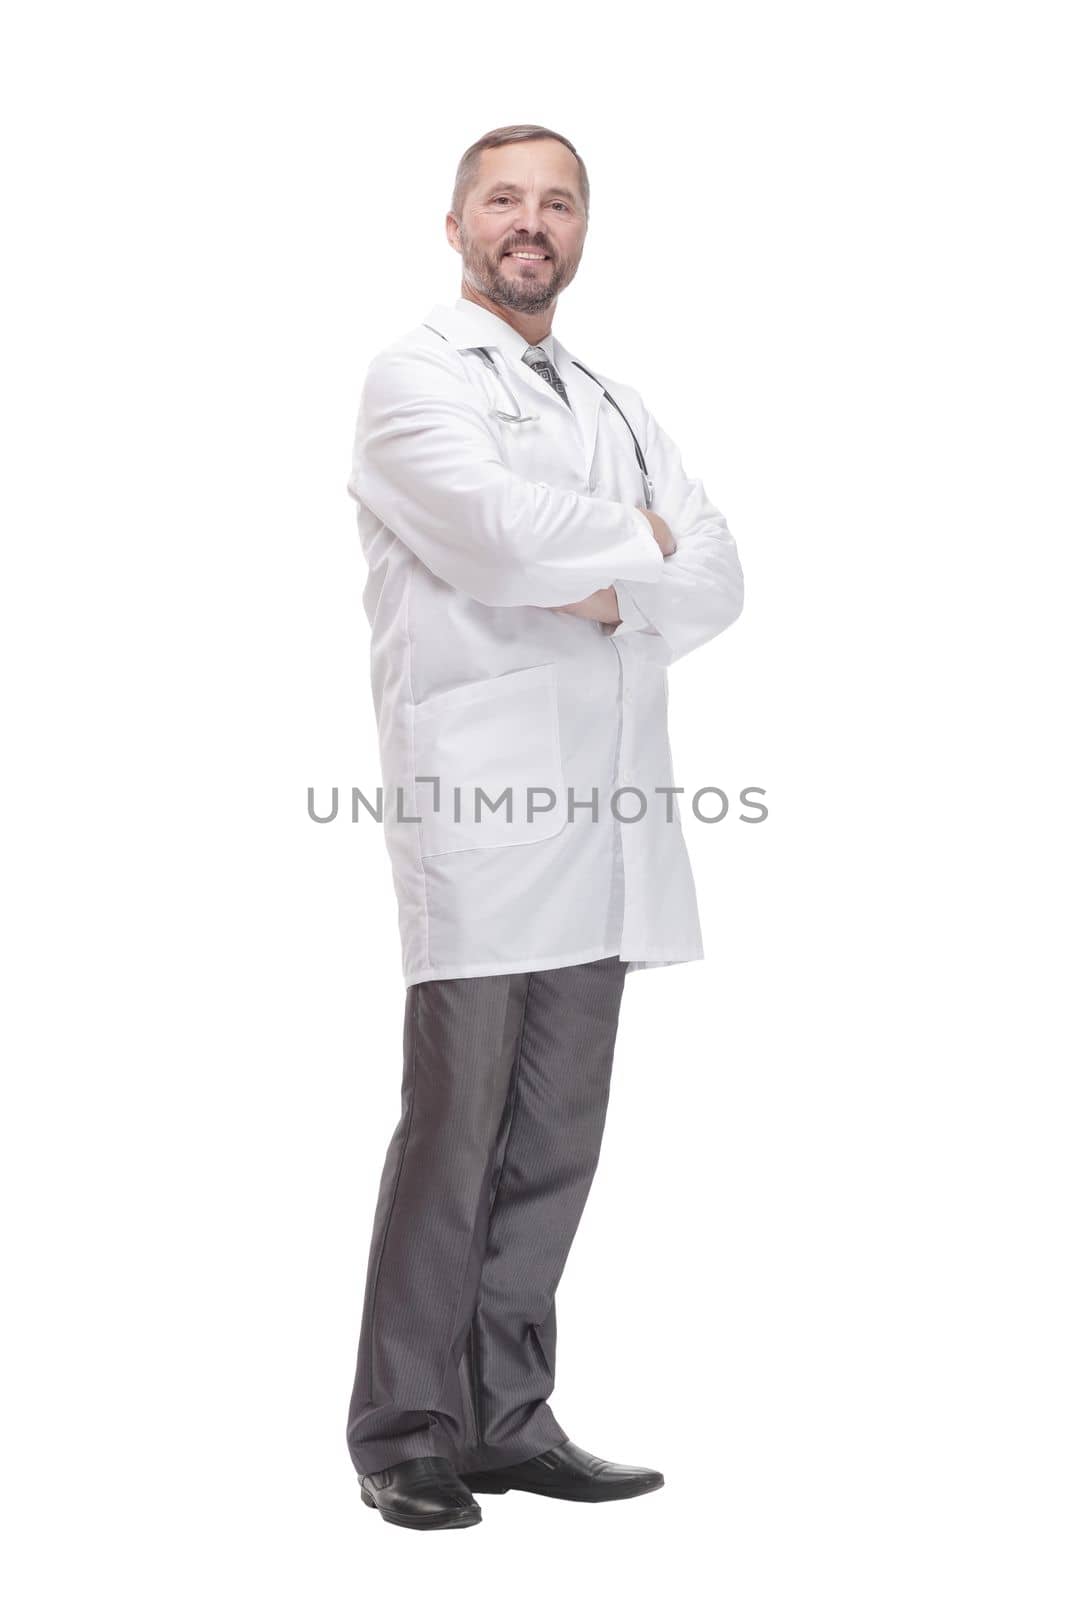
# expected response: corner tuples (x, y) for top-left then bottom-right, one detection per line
(422, 297), (604, 480)
(422, 296), (556, 363)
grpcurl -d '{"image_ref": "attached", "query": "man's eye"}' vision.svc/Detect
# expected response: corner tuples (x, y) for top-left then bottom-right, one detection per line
(551, 201), (569, 212)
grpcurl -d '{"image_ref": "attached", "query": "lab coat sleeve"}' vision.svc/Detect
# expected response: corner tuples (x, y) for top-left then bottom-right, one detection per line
(606, 400), (744, 665)
(348, 343), (666, 608)
(609, 580), (659, 636)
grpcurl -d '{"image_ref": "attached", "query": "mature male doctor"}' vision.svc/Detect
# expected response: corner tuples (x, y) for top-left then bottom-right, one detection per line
(345, 123), (744, 1531)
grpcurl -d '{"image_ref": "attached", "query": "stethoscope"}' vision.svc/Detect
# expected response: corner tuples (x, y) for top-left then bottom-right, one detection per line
(423, 324), (655, 510)
(469, 345), (656, 511)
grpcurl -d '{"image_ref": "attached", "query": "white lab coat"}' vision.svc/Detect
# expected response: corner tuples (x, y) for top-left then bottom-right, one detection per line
(349, 296), (743, 986)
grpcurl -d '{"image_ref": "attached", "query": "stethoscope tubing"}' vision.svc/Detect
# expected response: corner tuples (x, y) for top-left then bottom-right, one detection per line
(468, 344), (655, 510)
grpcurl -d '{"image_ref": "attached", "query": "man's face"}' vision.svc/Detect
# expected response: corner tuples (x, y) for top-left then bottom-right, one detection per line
(449, 139), (587, 313)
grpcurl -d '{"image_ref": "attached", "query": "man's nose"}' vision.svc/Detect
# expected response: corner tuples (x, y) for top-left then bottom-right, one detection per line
(513, 203), (548, 240)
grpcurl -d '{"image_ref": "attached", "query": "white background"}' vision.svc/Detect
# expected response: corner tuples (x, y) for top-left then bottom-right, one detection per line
(3, 2), (1064, 1595)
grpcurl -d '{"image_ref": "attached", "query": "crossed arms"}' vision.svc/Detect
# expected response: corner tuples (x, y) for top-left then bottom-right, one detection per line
(350, 341), (743, 665)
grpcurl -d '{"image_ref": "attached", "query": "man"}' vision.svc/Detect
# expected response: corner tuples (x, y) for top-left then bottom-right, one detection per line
(345, 124), (743, 1531)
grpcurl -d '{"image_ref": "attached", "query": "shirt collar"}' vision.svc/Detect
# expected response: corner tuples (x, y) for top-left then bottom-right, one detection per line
(422, 297), (558, 366)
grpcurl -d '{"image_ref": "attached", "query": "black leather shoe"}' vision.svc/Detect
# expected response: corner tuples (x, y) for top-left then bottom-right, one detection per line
(459, 1439), (664, 1502)
(358, 1455), (482, 1530)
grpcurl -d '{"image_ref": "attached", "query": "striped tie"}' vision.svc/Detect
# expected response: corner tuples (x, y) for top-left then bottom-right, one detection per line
(522, 345), (571, 409)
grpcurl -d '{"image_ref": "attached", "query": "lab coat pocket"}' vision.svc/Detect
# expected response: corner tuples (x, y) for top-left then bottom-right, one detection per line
(413, 663), (566, 859)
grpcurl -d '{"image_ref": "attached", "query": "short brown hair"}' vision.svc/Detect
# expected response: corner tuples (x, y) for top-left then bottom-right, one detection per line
(451, 124), (590, 222)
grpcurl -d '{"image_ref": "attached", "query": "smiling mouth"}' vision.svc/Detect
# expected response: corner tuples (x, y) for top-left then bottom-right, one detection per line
(503, 251), (551, 262)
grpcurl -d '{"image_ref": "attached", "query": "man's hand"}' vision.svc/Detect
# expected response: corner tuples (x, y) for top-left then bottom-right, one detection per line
(639, 508), (677, 557)
(551, 586), (621, 623)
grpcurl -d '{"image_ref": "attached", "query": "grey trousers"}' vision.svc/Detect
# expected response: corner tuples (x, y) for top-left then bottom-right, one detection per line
(346, 954), (628, 1477)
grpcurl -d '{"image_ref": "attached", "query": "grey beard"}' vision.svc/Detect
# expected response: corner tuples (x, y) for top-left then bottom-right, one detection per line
(465, 252), (566, 313)
(488, 274), (559, 311)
